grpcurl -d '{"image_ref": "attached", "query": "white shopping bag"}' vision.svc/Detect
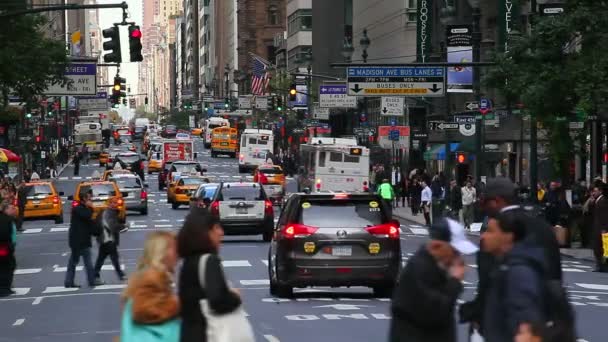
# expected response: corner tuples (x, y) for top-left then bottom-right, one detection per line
(470, 329), (484, 342)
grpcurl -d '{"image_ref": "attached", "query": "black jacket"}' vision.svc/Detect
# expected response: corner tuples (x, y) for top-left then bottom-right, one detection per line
(0, 213), (15, 254)
(68, 203), (96, 250)
(179, 253), (241, 342)
(390, 247), (462, 342)
(96, 208), (122, 246)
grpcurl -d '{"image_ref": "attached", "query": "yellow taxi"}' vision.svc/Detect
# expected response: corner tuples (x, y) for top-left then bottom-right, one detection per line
(102, 169), (132, 181)
(15, 181), (64, 224)
(191, 127), (203, 136)
(69, 181), (127, 222)
(253, 164), (286, 205)
(168, 175), (207, 209)
(98, 150), (110, 167)
(147, 146), (163, 173)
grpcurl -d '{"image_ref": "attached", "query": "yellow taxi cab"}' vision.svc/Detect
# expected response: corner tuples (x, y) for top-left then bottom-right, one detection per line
(102, 169), (132, 181)
(98, 150), (110, 167)
(15, 181), (64, 224)
(68, 181), (127, 222)
(253, 164), (286, 205)
(147, 146), (163, 173)
(168, 175), (207, 209)
(191, 127), (203, 136)
(210, 127), (238, 158)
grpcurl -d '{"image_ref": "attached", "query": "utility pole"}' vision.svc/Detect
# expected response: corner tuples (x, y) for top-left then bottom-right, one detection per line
(472, 4), (483, 182)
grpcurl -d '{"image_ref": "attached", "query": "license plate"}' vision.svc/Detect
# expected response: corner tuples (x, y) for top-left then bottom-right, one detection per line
(221, 142), (229, 146)
(332, 246), (352, 256)
(32, 200), (40, 205)
(236, 208), (248, 215)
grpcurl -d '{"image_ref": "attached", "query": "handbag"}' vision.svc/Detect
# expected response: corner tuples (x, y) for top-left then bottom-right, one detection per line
(120, 299), (180, 342)
(198, 254), (255, 342)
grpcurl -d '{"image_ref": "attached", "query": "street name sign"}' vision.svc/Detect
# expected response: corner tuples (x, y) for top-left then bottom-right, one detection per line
(465, 101), (479, 111)
(77, 92), (108, 111)
(346, 66), (445, 97)
(45, 62), (97, 96)
(437, 122), (459, 130)
(453, 116), (476, 124)
(319, 84), (357, 108)
(381, 97), (405, 116)
(389, 130), (400, 141)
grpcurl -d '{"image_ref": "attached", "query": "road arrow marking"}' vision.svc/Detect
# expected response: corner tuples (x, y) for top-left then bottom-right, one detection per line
(312, 304), (373, 310)
(350, 84), (363, 93)
(429, 84), (442, 93)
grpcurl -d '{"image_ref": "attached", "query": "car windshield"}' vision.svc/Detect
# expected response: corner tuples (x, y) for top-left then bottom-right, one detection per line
(80, 184), (116, 197)
(197, 185), (218, 199)
(173, 163), (198, 173)
(299, 200), (384, 228)
(117, 129), (129, 135)
(135, 126), (145, 132)
(180, 178), (204, 186)
(113, 177), (142, 189)
(166, 125), (176, 131)
(25, 185), (53, 197)
(221, 185), (264, 201)
(208, 124), (222, 130)
(118, 155), (139, 163)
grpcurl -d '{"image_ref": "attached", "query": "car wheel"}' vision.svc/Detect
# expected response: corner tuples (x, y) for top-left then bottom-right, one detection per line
(172, 203), (179, 209)
(269, 252), (293, 298)
(238, 166), (245, 173)
(55, 215), (64, 224)
(373, 284), (395, 298)
(140, 208), (148, 215)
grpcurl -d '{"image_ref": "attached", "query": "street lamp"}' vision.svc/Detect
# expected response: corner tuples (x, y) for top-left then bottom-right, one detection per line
(360, 29), (370, 63)
(341, 38), (355, 62)
(224, 64), (230, 100)
(468, 0), (484, 182)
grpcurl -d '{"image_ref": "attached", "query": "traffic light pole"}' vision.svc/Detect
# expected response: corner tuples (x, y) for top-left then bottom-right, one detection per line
(0, 2), (129, 18)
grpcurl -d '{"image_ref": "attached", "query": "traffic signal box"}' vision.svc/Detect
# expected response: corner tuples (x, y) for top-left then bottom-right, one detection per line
(456, 152), (467, 164)
(289, 84), (297, 101)
(128, 25), (143, 62)
(102, 26), (121, 63)
(111, 76), (127, 106)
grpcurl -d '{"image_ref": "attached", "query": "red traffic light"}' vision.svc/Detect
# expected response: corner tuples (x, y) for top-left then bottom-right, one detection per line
(130, 28), (142, 39)
(35, 136), (41, 143)
(456, 153), (466, 164)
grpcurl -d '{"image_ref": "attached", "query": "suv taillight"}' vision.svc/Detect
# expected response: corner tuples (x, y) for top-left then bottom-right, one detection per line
(365, 222), (400, 239)
(264, 199), (273, 215)
(12, 198), (18, 206)
(210, 201), (220, 215)
(52, 196), (60, 204)
(71, 200), (79, 208)
(281, 223), (318, 239)
(140, 191), (147, 200)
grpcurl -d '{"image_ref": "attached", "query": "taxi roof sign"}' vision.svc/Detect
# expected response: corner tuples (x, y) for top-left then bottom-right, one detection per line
(349, 148), (363, 156)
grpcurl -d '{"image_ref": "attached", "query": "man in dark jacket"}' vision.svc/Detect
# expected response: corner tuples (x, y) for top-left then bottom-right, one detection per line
(446, 180), (462, 220)
(0, 202), (17, 296)
(93, 198), (126, 283)
(459, 177), (562, 336)
(64, 190), (100, 288)
(16, 181), (29, 232)
(389, 218), (478, 342)
(590, 183), (608, 272)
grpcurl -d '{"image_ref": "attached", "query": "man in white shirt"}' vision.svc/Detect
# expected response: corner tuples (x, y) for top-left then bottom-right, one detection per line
(461, 181), (477, 230)
(420, 180), (433, 226)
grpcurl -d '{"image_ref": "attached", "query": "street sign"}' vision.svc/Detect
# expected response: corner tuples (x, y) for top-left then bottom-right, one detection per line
(353, 127), (376, 135)
(45, 62), (97, 96)
(465, 101), (479, 111)
(539, 3), (565, 16)
(319, 84), (357, 108)
(412, 132), (428, 139)
(437, 122), (459, 130)
(381, 97), (405, 116)
(389, 130), (400, 141)
(129, 98), (136, 109)
(453, 116), (476, 124)
(390, 117), (397, 126)
(346, 66), (445, 97)
(19, 136), (31, 141)
(569, 122), (584, 129)
(312, 104), (330, 120)
(254, 96), (268, 109)
(459, 123), (476, 136)
(238, 96), (252, 109)
(78, 92), (108, 110)
(479, 98), (492, 115)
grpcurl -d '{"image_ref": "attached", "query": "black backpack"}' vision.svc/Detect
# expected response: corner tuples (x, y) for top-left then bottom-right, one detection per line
(505, 259), (576, 342)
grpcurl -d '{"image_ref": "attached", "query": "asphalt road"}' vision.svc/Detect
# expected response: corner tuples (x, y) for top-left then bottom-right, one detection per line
(0, 137), (606, 342)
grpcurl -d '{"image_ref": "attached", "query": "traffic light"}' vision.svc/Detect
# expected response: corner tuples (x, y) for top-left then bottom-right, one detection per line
(456, 152), (467, 164)
(128, 25), (143, 62)
(102, 26), (122, 63)
(270, 96), (276, 110)
(277, 97), (283, 111)
(123, 98), (127, 105)
(144, 97), (148, 105)
(35, 136), (41, 143)
(289, 84), (297, 101)
(112, 75), (126, 105)
(224, 98), (229, 109)
(204, 102), (209, 111)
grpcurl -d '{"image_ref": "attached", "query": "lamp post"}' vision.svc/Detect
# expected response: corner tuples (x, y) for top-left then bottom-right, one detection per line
(224, 64), (230, 101)
(297, 51), (313, 131)
(341, 38), (355, 63)
(359, 29), (371, 146)
(468, 0), (483, 182)
(440, 6), (456, 181)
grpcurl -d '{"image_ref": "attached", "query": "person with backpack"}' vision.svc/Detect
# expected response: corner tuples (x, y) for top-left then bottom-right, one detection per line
(93, 198), (127, 283)
(481, 209), (575, 342)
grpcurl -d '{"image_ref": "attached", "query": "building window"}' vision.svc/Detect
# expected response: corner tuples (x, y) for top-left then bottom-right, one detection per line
(407, 13), (417, 22)
(268, 5), (279, 25)
(287, 9), (312, 36)
(408, 0), (416, 8)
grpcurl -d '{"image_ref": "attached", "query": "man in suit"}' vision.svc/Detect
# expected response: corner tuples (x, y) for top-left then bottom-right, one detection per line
(591, 183), (608, 272)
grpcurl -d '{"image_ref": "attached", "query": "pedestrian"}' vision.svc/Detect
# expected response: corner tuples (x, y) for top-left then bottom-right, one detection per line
(73, 152), (81, 176)
(446, 180), (462, 221)
(30, 170), (40, 181)
(64, 189), (101, 288)
(177, 209), (252, 342)
(420, 180), (432, 226)
(590, 183), (608, 272)
(82, 145), (89, 165)
(15, 181), (29, 232)
(93, 198), (127, 284)
(23, 169), (31, 183)
(459, 177), (563, 338)
(389, 217), (478, 342)
(461, 181), (477, 230)
(409, 178), (421, 215)
(377, 179), (395, 218)
(120, 231), (180, 341)
(0, 201), (17, 297)
(480, 210), (576, 342)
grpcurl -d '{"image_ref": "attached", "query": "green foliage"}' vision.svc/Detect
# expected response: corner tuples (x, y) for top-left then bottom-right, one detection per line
(0, 13), (69, 109)
(163, 110), (190, 129)
(0, 106), (21, 124)
(485, 0), (608, 179)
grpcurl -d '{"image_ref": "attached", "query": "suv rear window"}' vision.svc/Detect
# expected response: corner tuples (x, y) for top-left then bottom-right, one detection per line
(80, 184), (117, 197)
(112, 177), (142, 189)
(299, 200), (384, 228)
(173, 163), (199, 173)
(197, 185), (218, 199)
(220, 185), (265, 201)
(180, 178), (204, 186)
(118, 155), (140, 163)
(26, 185), (53, 197)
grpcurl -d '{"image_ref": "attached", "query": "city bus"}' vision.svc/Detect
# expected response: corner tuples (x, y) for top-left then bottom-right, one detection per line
(238, 129), (274, 173)
(203, 117), (230, 148)
(73, 123), (103, 156)
(297, 137), (370, 193)
(210, 126), (238, 158)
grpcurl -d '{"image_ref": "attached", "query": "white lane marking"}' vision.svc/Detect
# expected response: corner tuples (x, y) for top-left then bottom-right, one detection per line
(222, 260), (251, 267)
(43, 286), (80, 294)
(130, 224), (147, 228)
(15, 268), (42, 275)
(14, 288), (30, 296)
(264, 335), (280, 342)
(562, 268), (586, 273)
(155, 224), (173, 228)
(59, 177), (68, 180)
(467, 264), (478, 269)
(22, 229), (43, 234)
(12, 318), (25, 326)
(101, 264), (125, 271)
(154, 219), (171, 222)
(32, 297), (43, 305)
(261, 260), (269, 266)
(576, 283), (608, 291)
(240, 279), (269, 285)
(53, 266), (83, 272)
(72, 176), (82, 180)
(50, 227), (69, 232)
(409, 228), (428, 235)
(94, 284), (127, 290)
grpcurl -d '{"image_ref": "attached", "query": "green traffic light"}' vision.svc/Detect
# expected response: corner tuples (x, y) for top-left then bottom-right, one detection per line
(224, 104), (229, 108)
(204, 107), (209, 111)
(277, 106), (282, 111)
(26, 113), (32, 118)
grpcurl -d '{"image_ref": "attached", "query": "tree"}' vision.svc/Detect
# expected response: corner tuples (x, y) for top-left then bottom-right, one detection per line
(0, 12), (69, 110)
(485, 0), (608, 180)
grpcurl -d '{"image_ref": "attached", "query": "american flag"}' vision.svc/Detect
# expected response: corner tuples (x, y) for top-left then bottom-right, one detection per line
(250, 53), (270, 95)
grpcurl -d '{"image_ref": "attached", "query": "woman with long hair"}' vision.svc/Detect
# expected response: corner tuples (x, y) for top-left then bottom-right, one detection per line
(120, 231), (180, 342)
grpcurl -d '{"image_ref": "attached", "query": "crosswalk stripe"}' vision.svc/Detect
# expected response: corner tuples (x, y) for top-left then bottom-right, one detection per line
(222, 260), (251, 267)
(94, 284), (127, 290)
(22, 229), (43, 234)
(562, 268), (586, 273)
(260, 260), (269, 266)
(575, 283), (608, 290)
(14, 268), (42, 275)
(240, 279), (269, 285)
(155, 224), (173, 228)
(50, 227), (68, 232)
(52, 264), (124, 272)
(409, 228), (428, 235)
(43, 286), (79, 294)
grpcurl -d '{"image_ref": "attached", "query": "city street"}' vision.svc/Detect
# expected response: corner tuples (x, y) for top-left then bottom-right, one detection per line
(0, 137), (605, 342)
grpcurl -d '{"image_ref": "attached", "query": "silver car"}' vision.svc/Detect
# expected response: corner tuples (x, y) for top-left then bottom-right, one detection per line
(109, 174), (148, 215)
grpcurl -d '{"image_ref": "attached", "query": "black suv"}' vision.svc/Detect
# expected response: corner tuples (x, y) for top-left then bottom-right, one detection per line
(268, 192), (401, 298)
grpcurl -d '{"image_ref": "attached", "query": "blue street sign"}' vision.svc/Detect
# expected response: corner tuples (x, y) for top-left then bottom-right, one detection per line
(390, 130), (400, 141)
(390, 117), (397, 126)
(360, 113), (367, 122)
(479, 98), (492, 114)
(347, 66), (445, 97)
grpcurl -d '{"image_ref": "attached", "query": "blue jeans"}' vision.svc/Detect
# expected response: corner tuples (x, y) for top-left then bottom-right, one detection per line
(64, 247), (95, 287)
